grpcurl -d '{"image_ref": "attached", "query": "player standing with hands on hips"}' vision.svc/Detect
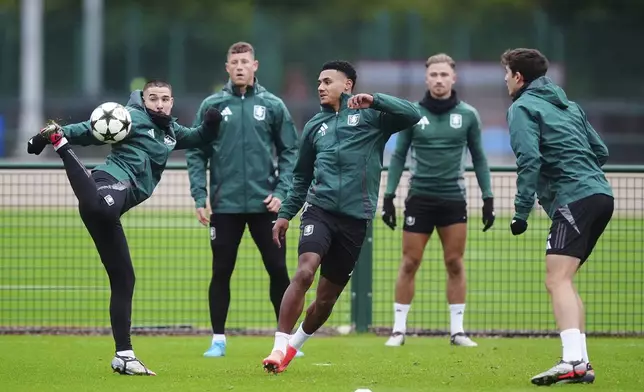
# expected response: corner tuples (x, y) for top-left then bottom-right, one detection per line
(502, 48), (612, 386)
(185, 42), (300, 358)
(382, 53), (494, 348)
(262, 60), (422, 373)
(26, 80), (223, 376)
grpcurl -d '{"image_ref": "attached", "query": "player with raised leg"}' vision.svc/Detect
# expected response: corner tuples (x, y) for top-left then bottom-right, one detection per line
(382, 53), (494, 348)
(26, 81), (222, 376)
(502, 48), (612, 386)
(262, 60), (421, 373)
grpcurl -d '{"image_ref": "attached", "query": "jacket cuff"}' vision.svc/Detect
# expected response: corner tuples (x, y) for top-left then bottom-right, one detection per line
(514, 207), (531, 221)
(195, 198), (207, 209)
(277, 210), (294, 221)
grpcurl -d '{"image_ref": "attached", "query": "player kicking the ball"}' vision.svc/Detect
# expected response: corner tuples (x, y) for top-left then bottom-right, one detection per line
(502, 48), (612, 386)
(262, 60), (421, 373)
(26, 81), (222, 376)
(382, 53), (494, 348)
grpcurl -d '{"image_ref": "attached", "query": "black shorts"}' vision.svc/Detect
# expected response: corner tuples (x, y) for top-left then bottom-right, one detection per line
(403, 195), (467, 234)
(546, 194), (614, 264)
(297, 203), (369, 287)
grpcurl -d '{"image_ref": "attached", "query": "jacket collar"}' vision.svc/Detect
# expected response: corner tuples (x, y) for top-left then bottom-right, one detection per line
(321, 92), (352, 113)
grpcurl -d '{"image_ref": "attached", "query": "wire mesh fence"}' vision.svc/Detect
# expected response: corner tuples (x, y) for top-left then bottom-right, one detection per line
(0, 164), (642, 336)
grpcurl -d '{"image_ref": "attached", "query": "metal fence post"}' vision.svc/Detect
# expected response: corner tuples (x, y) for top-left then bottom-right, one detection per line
(351, 222), (373, 333)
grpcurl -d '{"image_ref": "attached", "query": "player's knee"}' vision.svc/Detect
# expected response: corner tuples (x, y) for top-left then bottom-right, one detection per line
(444, 255), (464, 277)
(544, 273), (571, 293)
(293, 267), (316, 288)
(212, 253), (237, 280)
(401, 253), (422, 276)
(293, 253), (320, 287)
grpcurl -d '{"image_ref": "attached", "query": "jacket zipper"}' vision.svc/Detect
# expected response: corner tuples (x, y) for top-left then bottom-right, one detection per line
(334, 112), (341, 211)
(241, 93), (247, 211)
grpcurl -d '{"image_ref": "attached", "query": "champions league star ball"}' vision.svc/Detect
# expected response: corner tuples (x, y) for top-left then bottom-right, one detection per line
(90, 102), (132, 143)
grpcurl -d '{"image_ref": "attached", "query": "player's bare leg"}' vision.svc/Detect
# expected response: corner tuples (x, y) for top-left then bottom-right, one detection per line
(263, 252), (321, 373)
(531, 255), (587, 386)
(386, 232), (429, 346)
(437, 223), (475, 346)
(278, 276), (345, 372)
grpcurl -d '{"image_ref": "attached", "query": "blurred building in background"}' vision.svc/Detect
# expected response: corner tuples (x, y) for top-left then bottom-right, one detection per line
(0, 0), (643, 165)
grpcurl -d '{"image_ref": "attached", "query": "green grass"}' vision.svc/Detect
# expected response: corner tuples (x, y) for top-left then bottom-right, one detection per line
(1, 208), (643, 333)
(1, 335), (644, 392)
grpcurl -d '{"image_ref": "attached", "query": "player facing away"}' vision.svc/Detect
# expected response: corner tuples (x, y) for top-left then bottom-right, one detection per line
(262, 60), (422, 373)
(185, 41), (300, 358)
(382, 53), (494, 348)
(26, 81), (223, 376)
(502, 48), (612, 386)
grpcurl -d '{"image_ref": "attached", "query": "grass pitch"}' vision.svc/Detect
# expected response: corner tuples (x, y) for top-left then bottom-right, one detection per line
(1, 334), (644, 392)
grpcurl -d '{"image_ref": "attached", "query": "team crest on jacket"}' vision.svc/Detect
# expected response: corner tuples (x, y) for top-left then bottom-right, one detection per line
(449, 113), (463, 129)
(347, 114), (360, 126)
(254, 105), (266, 121)
(163, 135), (176, 146)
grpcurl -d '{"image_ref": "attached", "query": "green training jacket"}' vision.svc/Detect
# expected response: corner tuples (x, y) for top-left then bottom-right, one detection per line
(278, 93), (422, 221)
(185, 80), (298, 213)
(63, 90), (217, 212)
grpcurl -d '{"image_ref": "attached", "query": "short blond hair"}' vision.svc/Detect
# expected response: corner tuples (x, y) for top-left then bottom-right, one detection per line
(425, 53), (456, 69)
(227, 41), (254, 57)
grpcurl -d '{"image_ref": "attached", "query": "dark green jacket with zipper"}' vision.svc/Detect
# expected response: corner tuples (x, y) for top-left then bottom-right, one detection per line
(278, 93), (422, 221)
(385, 100), (493, 201)
(62, 90), (217, 212)
(508, 76), (612, 221)
(185, 80), (299, 213)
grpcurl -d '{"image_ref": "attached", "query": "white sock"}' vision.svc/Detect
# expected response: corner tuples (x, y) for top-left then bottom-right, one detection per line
(560, 328), (582, 362)
(580, 333), (589, 363)
(212, 334), (226, 344)
(449, 303), (465, 335)
(393, 303), (410, 334)
(116, 349), (135, 358)
(272, 331), (290, 354)
(288, 323), (312, 350)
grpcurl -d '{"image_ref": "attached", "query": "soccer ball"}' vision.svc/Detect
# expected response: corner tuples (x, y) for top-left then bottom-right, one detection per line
(90, 102), (132, 144)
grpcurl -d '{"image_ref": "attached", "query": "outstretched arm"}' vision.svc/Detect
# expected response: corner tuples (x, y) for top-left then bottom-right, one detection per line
(173, 107), (223, 150)
(372, 93), (422, 137)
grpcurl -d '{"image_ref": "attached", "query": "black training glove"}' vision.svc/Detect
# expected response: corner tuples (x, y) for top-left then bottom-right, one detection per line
(482, 197), (495, 232)
(381, 195), (396, 230)
(203, 107), (223, 136)
(510, 218), (528, 236)
(27, 134), (48, 155)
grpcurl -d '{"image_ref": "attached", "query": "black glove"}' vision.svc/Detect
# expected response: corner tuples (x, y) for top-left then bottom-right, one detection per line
(381, 195), (396, 230)
(482, 197), (495, 232)
(203, 107), (223, 136)
(27, 134), (48, 155)
(510, 218), (528, 236)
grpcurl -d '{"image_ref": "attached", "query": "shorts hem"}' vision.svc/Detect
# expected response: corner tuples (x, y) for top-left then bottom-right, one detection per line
(298, 242), (326, 257)
(545, 249), (584, 261)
